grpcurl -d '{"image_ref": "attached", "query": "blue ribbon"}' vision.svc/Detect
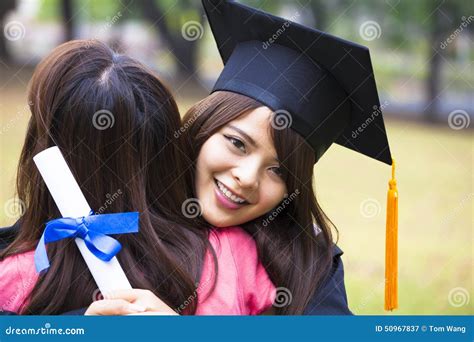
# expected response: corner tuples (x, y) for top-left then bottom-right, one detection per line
(34, 212), (139, 273)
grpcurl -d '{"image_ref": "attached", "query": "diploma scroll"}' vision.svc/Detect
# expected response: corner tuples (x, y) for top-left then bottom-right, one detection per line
(33, 146), (132, 293)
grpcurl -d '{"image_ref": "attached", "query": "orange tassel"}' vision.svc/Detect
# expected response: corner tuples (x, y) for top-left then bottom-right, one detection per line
(385, 158), (398, 311)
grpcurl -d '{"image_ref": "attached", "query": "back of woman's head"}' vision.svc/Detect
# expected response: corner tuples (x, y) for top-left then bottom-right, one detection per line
(23, 39), (186, 218)
(2, 40), (205, 314)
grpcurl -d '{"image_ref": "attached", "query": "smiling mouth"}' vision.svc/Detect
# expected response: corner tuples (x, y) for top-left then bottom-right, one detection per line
(214, 179), (249, 205)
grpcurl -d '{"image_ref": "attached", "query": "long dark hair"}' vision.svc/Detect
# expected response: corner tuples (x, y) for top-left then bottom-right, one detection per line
(182, 91), (337, 314)
(0, 40), (208, 314)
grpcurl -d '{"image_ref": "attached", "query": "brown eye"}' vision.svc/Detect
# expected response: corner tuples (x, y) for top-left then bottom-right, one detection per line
(224, 135), (246, 153)
(269, 166), (283, 178)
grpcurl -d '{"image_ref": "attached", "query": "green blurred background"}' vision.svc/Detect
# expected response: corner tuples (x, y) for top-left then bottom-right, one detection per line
(0, 0), (472, 315)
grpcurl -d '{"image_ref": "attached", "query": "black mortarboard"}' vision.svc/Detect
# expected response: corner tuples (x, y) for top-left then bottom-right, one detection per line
(203, 0), (392, 165)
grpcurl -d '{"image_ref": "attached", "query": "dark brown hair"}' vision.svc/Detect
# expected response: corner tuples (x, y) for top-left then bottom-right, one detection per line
(182, 91), (337, 314)
(0, 40), (208, 314)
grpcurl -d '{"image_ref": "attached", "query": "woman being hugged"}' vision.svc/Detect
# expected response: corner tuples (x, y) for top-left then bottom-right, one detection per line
(0, 39), (208, 315)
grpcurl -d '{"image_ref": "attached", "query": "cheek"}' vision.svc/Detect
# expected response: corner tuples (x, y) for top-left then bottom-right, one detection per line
(197, 139), (218, 178)
(256, 180), (287, 213)
(195, 137), (231, 195)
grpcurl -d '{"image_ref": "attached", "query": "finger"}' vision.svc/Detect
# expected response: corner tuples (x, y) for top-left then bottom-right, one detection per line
(103, 288), (151, 302)
(131, 301), (179, 316)
(127, 311), (171, 316)
(85, 299), (146, 316)
(103, 289), (178, 315)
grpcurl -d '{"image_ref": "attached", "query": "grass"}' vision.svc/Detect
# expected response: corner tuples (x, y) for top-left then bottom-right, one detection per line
(0, 69), (472, 315)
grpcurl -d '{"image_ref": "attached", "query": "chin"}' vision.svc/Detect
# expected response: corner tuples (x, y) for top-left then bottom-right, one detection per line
(206, 216), (234, 228)
(203, 212), (237, 228)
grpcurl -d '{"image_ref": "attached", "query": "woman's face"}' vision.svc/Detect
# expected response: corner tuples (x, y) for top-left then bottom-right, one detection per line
(195, 106), (287, 228)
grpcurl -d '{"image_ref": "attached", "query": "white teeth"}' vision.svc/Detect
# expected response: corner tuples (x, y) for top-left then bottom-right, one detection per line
(216, 180), (246, 204)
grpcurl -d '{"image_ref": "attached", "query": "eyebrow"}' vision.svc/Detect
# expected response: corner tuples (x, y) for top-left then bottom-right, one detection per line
(227, 125), (279, 163)
(228, 125), (257, 147)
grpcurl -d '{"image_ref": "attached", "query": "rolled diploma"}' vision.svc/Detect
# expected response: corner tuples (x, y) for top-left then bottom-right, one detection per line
(33, 146), (132, 293)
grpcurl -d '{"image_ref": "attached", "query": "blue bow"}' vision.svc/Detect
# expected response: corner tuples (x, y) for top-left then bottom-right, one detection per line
(34, 212), (139, 273)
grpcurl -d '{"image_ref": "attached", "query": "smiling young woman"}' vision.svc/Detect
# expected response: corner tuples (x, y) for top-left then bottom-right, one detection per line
(182, 90), (335, 315)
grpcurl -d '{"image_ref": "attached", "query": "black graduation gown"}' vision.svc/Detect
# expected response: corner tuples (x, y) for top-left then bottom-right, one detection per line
(0, 223), (352, 315)
(304, 245), (352, 315)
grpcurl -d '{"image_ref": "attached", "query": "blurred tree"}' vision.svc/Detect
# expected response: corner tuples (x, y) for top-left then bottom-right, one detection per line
(344, 0), (472, 122)
(309, 0), (328, 30)
(423, 0), (471, 122)
(0, 0), (17, 63)
(135, 0), (204, 80)
(61, 0), (75, 41)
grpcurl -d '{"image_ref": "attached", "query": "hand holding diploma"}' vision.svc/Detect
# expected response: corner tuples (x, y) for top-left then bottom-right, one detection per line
(85, 289), (179, 315)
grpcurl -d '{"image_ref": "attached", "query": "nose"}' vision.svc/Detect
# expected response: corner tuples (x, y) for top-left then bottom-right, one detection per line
(231, 162), (259, 191)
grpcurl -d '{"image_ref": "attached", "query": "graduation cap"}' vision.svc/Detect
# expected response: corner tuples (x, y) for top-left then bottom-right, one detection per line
(203, 0), (399, 311)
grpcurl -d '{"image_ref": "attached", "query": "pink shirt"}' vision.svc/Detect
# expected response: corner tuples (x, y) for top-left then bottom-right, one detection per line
(195, 226), (276, 315)
(0, 250), (38, 313)
(0, 226), (275, 315)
